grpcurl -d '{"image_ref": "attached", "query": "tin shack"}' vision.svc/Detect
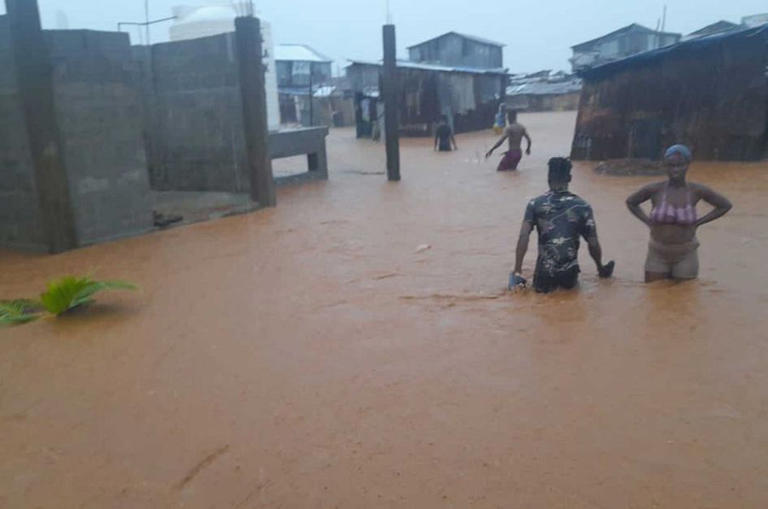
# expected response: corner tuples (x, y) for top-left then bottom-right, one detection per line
(346, 60), (507, 137)
(347, 32), (507, 137)
(571, 25), (768, 161)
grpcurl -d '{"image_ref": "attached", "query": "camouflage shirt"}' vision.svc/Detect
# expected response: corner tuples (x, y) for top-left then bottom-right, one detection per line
(523, 191), (597, 277)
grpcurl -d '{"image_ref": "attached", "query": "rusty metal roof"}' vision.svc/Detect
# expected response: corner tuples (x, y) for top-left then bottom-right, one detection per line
(346, 59), (508, 76)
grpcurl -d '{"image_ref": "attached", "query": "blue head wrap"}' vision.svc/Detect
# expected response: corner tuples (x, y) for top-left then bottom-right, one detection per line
(665, 144), (692, 162)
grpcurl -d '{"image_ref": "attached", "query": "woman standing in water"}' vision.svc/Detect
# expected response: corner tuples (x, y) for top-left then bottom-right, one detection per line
(626, 145), (732, 282)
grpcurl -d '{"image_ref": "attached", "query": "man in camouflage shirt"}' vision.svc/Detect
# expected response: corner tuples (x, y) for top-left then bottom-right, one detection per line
(511, 158), (614, 293)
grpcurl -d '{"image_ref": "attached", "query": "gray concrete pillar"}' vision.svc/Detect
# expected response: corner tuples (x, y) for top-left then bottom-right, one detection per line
(235, 16), (276, 207)
(6, 0), (77, 252)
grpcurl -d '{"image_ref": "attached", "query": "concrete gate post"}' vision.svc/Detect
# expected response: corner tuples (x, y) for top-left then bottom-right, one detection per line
(235, 16), (276, 207)
(6, 0), (78, 252)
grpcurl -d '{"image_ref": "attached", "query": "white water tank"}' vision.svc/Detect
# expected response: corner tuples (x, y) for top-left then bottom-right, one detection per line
(169, 3), (280, 131)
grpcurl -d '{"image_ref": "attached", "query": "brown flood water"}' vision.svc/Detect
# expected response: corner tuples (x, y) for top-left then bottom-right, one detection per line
(2, 111), (768, 508)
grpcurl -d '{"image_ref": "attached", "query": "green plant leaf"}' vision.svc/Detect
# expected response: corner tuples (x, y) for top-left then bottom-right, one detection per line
(40, 276), (86, 315)
(39, 277), (137, 316)
(72, 280), (137, 308)
(0, 299), (42, 326)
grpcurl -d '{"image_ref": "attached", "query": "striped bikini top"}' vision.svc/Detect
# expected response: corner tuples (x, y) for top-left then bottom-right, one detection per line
(650, 185), (698, 226)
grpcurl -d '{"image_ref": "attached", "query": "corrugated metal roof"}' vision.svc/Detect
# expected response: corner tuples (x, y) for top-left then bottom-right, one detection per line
(507, 80), (582, 96)
(275, 44), (332, 63)
(279, 85), (337, 97)
(407, 31), (505, 49)
(452, 32), (506, 47)
(685, 20), (740, 39)
(571, 23), (681, 50)
(580, 24), (768, 79)
(312, 85), (336, 97)
(346, 59), (508, 75)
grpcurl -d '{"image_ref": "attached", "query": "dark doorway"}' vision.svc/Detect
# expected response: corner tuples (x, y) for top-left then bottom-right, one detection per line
(629, 118), (663, 160)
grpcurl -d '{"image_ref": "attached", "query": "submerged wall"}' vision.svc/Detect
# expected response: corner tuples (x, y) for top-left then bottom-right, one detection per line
(138, 33), (249, 193)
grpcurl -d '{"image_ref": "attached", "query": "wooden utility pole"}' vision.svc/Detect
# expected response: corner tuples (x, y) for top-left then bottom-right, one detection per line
(235, 16), (276, 207)
(308, 69), (314, 126)
(6, 0), (78, 252)
(382, 24), (400, 181)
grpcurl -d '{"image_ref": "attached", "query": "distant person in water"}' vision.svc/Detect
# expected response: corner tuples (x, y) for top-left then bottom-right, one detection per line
(626, 144), (732, 282)
(493, 104), (506, 135)
(486, 110), (531, 171)
(434, 115), (458, 152)
(511, 157), (614, 293)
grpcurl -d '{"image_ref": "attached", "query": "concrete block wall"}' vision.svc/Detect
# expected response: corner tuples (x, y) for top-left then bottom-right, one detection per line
(0, 21), (153, 251)
(48, 29), (153, 245)
(139, 33), (250, 193)
(2, 21), (284, 251)
(0, 16), (48, 251)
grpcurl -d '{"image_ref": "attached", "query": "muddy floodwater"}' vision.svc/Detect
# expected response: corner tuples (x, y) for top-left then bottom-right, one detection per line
(2, 112), (768, 508)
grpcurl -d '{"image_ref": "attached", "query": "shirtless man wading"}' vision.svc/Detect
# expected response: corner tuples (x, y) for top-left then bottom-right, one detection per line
(485, 110), (532, 171)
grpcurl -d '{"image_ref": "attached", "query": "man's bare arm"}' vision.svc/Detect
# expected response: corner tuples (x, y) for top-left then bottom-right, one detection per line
(588, 234), (615, 278)
(514, 221), (533, 274)
(523, 130), (532, 155)
(451, 133), (458, 150)
(587, 234), (603, 270)
(486, 132), (508, 158)
(694, 184), (732, 227)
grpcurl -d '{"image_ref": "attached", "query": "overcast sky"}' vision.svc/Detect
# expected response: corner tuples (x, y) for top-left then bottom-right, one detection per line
(2, 0), (766, 72)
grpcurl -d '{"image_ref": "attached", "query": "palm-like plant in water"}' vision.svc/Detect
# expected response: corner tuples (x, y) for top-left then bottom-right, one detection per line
(0, 276), (137, 326)
(39, 276), (136, 315)
(0, 299), (43, 325)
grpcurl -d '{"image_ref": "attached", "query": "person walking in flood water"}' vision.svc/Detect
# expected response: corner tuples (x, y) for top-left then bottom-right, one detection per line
(485, 110), (531, 171)
(626, 144), (732, 283)
(434, 115), (458, 152)
(511, 157), (615, 293)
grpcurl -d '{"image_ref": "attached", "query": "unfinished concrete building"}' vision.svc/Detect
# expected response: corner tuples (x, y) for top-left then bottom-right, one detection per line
(1, 11), (327, 253)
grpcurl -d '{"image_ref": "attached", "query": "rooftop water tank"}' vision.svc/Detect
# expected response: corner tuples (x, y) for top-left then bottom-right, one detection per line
(170, 2), (280, 131)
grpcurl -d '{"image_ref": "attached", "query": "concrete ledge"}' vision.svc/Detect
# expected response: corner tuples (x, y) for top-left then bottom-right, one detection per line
(152, 191), (257, 227)
(269, 127), (329, 185)
(269, 127), (329, 159)
(275, 170), (328, 187)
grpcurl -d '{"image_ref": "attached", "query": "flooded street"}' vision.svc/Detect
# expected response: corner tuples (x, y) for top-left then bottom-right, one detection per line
(2, 111), (768, 507)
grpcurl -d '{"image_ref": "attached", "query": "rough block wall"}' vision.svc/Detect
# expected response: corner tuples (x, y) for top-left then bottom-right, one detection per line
(48, 29), (153, 245)
(139, 33), (249, 193)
